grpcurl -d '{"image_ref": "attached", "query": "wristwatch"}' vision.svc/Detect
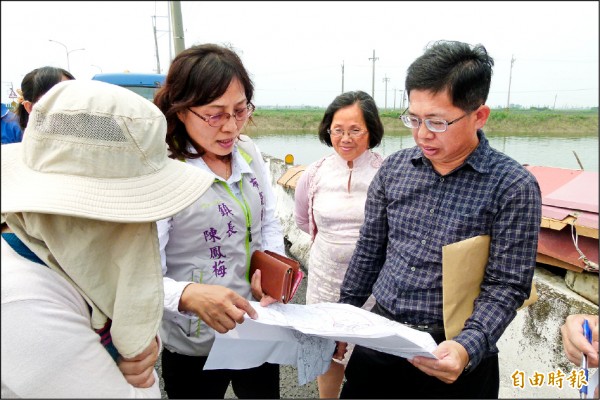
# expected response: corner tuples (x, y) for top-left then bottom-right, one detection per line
(463, 359), (474, 374)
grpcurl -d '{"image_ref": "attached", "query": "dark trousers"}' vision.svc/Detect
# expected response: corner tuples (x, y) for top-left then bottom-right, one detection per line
(340, 303), (499, 399)
(161, 348), (280, 399)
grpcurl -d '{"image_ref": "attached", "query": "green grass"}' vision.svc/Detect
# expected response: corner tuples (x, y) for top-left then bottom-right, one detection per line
(248, 108), (598, 134)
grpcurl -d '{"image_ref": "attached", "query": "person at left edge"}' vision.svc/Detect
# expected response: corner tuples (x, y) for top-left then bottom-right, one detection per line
(2, 66), (75, 145)
(153, 43), (284, 399)
(1, 103), (22, 144)
(15, 66), (75, 132)
(1, 79), (217, 397)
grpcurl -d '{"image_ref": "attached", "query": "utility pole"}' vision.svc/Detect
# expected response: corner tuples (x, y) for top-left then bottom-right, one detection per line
(152, 4), (172, 71)
(166, 4), (173, 61)
(152, 16), (161, 73)
(382, 75), (390, 110)
(506, 54), (515, 110)
(170, 1), (185, 56)
(553, 94), (558, 110)
(393, 88), (397, 110)
(341, 60), (345, 94)
(400, 90), (406, 110)
(369, 50), (378, 98)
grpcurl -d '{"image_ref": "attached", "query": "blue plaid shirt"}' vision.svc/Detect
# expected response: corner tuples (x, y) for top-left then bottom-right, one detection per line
(339, 130), (542, 368)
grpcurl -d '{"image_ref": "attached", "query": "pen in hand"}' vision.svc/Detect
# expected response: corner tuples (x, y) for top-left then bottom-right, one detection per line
(580, 319), (592, 399)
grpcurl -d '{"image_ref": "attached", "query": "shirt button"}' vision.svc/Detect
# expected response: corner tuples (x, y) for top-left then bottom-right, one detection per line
(439, 177), (445, 182)
(410, 266), (416, 271)
(421, 239), (426, 245)
(429, 208), (434, 213)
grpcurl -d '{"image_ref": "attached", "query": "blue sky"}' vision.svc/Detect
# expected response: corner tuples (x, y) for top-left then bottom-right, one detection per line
(1, 1), (598, 109)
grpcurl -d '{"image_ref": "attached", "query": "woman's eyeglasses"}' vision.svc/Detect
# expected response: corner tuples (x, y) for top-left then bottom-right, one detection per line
(188, 102), (255, 127)
(327, 128), (368, 138)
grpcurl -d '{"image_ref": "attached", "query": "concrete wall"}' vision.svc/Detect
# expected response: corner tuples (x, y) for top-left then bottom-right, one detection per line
(263, 154), (598, 399)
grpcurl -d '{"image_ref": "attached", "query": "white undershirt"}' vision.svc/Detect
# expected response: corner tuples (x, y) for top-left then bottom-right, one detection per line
(1, 237), (161, 398)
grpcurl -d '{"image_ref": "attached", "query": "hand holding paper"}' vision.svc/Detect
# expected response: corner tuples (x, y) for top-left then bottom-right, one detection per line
(409, 340), (469, 384)
(205, 302), (439, 385)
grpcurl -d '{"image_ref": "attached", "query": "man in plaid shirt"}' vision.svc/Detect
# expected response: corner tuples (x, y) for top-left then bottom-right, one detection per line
(337, 40), (542, 399)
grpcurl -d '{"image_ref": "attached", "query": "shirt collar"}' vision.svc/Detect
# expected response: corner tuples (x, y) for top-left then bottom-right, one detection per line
(185, 142), (253, 183)
(231, 144), (254, 179)
(465, 130), (492, 174)
(333, 149), (373, 169)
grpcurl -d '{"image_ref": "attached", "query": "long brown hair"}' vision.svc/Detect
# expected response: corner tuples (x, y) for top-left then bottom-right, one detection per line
(154, 43), (254, 159)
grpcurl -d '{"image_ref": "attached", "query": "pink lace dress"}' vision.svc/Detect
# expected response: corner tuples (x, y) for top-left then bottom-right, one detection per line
(295, 150), (382, 363)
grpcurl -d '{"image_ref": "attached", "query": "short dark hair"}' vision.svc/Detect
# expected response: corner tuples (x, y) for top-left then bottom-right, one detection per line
(154, 43), (254, 159)
(317, 90), (384, 149)
(405, 40), (494, 112)
(16, 66), (75, 130)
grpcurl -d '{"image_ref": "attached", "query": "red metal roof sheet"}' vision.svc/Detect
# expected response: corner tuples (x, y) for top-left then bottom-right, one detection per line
(526, 166), (584, 197)
(537, 227), (598, 271)
(526, 166), (598, 213)
(526, 166), (599, 271)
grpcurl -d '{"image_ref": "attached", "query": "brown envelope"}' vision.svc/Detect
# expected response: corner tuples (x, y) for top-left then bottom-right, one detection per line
(250, 250), (304, 304)
(442, 235), (538, 340)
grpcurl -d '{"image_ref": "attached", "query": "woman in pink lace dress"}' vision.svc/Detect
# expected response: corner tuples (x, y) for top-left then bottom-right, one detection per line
(294, 91), (384, 398)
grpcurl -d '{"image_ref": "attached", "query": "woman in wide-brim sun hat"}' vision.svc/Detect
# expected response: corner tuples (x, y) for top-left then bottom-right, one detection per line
(0, 79), (224, 398)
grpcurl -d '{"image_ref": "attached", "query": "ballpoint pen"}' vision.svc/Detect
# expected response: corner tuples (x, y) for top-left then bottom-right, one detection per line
(580, 319), (592, 399)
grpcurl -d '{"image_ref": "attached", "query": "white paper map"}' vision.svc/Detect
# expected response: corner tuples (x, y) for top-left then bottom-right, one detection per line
(204, 301), (438, 385)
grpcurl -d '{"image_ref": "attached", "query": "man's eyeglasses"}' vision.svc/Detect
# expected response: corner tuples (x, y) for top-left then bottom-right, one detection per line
(188, 102), (255, 128)
(399, 107), (477, 133)
(327, 128), (368, 138)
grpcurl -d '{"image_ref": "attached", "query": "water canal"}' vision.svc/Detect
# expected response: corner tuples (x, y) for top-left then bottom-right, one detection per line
(250, 130), (599, 172)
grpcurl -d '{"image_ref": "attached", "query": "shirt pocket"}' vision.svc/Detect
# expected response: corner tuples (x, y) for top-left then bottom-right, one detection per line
(172, 268), (204, 337)
(441, 211), (491, 244)
(171, 313), (203, 338)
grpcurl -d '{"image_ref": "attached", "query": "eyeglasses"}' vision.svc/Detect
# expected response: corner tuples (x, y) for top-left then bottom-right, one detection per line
(188, 102), (255, 127)
(327, 128), (368, 138)
(399, 107), (476, 133)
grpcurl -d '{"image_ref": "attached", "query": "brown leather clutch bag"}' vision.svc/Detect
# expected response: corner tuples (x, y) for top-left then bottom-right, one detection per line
(250, 250), (304, 304)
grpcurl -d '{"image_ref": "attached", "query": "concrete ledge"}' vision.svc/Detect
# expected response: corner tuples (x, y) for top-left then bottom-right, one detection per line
(565, 270), (599, 304)
(498, 267), (598, 398)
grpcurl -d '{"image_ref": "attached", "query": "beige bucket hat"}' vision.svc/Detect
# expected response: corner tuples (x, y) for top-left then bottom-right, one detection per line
(1, 79), (213, 221)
